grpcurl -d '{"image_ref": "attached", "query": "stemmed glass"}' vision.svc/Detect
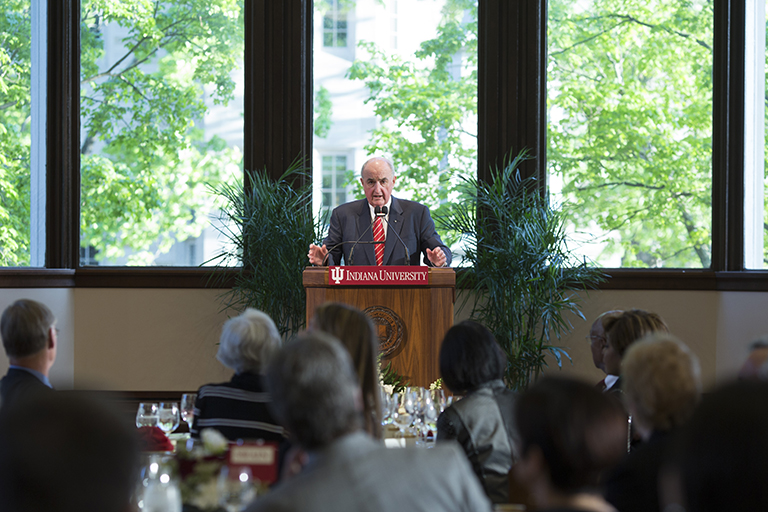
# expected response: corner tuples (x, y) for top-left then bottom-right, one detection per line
(180, 393), (197, 431)
(403, 387), (424, 436)
(136, 402), (159, 428)
(157, 402), (180, 436)
(421, 391), (440, 447)
(218, 465), (257, 512)
(379, 389), (394, 427)
(390, 393), (412, 439)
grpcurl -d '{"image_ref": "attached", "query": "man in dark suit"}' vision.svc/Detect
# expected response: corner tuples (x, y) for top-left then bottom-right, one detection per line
(247, 331), (491, 512)
(0, 299), (57, 410)
(307, 156), (451, 267)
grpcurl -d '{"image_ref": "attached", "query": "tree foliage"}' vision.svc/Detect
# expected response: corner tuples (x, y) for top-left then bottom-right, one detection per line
(347, 0), (477, 232)
(548, 0), (714, 268)
(0, 0), (244, 266)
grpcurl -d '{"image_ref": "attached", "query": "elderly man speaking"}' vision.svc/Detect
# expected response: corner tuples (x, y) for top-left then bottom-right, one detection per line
(308, 156), (451, 267)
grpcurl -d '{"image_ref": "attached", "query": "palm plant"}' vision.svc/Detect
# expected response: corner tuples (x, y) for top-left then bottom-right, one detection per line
(208, 163), (324, 340)
(440, 149), (605, 390)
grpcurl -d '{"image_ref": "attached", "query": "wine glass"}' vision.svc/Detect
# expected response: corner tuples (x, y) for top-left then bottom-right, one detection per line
(390, 393), (412, 439)
(218, 465), (257, 512)
(403, 387), (424, 435)
(180, 393), (197, 431)
(136, 402), (159, 428)
(379, 389), (394, 427)
(157, 402), (180, 435)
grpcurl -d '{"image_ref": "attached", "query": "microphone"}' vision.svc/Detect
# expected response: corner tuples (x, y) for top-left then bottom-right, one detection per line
(349, 206), (386, 266)
(377, 206), (411, 266)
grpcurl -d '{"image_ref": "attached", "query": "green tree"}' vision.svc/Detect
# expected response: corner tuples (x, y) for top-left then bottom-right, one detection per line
(0, 0), (244, 266)
(347, 0), (477, 231)
(548, 0), (713, 268)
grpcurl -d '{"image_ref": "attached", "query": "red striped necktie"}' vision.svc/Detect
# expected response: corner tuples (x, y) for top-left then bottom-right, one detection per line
(373, 216), (385, 266)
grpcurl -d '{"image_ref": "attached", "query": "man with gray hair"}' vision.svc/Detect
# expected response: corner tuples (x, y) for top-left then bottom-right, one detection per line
(0, 299), (57, 410)
(247, 331), (491, 512)
(307, 156), (451, 267)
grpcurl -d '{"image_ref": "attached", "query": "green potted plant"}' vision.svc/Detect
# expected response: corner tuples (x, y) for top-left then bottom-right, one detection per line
(439, 149), (605, 390)
(208, 163), (324, 340)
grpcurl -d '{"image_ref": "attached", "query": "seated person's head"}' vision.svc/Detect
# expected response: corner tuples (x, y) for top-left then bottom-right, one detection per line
(737, 337), (768, 380)
(602, 309), (669, 376)
(0, 393), (139, 512)
(621, 333), (701, 440)
(311, 302), (380, 434)
(216, 308), (281, 374)
(673, 380), (768, 512)
(266, 331), (362, 450)
(514, 377), (627, 505)
(1, 299), (56, 361)
(439, 320), (506, 395)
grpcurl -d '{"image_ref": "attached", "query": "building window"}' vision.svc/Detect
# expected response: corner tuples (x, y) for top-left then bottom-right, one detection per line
(320, 155), (350, 216)
(323, 0), (347, 48)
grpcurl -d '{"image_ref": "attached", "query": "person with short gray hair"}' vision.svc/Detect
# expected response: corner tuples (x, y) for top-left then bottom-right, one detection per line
(247, 331), (492, 512)
(191, 308), (284, 442)
(0, 299), (57, 410)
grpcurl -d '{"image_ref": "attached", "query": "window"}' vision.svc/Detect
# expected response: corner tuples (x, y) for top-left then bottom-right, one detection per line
(319, 154), (351, 217)
(323, 0), (348, 48)
(78, 0), (244, 266)
(548, 0), (714, 269)
(0, 0), (45, 267)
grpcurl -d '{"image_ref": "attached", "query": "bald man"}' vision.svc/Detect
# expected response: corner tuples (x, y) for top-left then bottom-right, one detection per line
(308, 157), (451, 267)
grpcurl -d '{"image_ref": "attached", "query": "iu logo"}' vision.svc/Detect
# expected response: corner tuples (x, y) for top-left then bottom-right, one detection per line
(330, 267), (345, 284)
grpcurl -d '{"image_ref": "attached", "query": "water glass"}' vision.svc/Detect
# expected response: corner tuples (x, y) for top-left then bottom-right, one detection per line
(180, 393), (197, 430)
(136, 402), (159, 428)
(218, 465), (257, 512)
(157, 402), (180, 435)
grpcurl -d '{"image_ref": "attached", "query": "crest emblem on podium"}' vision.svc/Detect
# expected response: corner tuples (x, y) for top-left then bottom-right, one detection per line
(330, 267), (345, 284)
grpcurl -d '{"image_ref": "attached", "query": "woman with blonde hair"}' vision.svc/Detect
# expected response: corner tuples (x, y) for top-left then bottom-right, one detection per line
(311, 302), (382, 438)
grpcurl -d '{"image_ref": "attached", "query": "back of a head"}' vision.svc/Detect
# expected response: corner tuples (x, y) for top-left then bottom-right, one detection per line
(515, 377), (627, 493)
(622, 333), (701, 432)
(266, 331), (362, 450)
(0, 393), (139, 512)
(1, 299), (55, 358)
(604, 309), (669, 357)
(677, 380), (768, 512)
(217, 308), (281, 373)
(439, 320), (506, 394)
(311, 302), (381, 436)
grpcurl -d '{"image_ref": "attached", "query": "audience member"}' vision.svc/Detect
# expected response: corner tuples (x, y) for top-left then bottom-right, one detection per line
(436, 320), (519, 503)
(311, 302), (382, 438)
(602, 309), (669, 395)
(670, 380), (768, 512)
(191, 308), (284, 442)
(0, 392), (139, 512)
(603, 333), (701, 512)
(0, 299), (57, 410)
(513, 377), (627, 512)
(247, 331), (492, 512)
(587, 310), (623, 391)
(737, 336), (768, 379)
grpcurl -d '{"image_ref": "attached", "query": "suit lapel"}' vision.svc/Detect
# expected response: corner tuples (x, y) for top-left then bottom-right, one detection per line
(355, 200), (375, 265)
(383, 197), (404, 265)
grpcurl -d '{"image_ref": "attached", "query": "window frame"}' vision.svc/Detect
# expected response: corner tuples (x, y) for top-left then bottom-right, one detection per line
(0, 0), (758, 291)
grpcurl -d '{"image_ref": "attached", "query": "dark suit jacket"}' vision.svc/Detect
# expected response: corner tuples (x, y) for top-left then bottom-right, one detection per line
(246, 432), (491, 512)
(322, 197), (452, 266)
(0, 368), (53, 410)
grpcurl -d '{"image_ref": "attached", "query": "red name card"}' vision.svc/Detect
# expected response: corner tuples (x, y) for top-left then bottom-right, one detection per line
(329, 266), (429, 285)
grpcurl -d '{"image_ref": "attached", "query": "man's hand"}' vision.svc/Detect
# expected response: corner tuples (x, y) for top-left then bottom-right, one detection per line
(426, 247), (448, 267)
(308, 244), (329, 266)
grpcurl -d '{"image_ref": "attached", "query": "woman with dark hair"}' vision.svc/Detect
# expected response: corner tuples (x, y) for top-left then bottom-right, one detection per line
(436, 320), (519, 503)
(311, 302), (382, 439)
(514, 377), (627, 512)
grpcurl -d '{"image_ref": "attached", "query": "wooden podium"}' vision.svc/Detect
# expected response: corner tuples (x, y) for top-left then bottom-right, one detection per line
(303, 266), (455, 387)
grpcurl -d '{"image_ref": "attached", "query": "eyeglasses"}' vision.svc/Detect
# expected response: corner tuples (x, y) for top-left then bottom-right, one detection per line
(585, 335), (605, 343)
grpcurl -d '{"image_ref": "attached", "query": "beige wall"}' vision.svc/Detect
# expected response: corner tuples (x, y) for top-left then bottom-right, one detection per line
(1, 287), (766, 391)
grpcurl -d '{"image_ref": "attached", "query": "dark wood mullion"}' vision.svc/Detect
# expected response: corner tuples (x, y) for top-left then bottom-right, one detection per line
(46, 0), (80, 269)
(245, 0), (312, 183)
(710, 0), (745, 272)
(478, 0), (546, 185)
